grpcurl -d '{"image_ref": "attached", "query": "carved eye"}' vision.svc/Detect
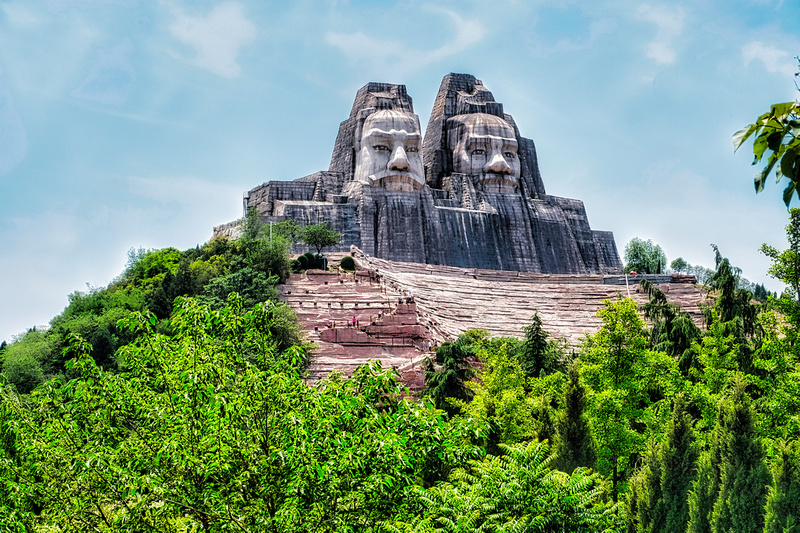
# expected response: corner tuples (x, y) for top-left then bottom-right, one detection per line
(472, 149), (486, 156)
(406, 146), (419, 153)
(504, 151), (516, 159)
(373, 145), (390, 151)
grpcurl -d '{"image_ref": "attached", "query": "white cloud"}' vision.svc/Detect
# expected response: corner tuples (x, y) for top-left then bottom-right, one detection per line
(0, 86), (28, 176)
(70, 38), (136, 105)
(166, 1), (257, 78)
(637, 4), (685, 65)
(326, 9), (485, 77)
(742, 41), (796, 77)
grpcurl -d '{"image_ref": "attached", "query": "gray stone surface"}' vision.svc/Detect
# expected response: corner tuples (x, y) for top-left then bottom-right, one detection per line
(215, 74), (622, 274)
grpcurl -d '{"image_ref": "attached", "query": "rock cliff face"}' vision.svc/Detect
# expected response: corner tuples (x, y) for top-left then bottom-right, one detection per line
(215, 73), (622, 274)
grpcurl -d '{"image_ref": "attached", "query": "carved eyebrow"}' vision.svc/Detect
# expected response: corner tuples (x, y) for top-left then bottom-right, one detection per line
(365, 132), (395, 143)
(364, 130), (421, 142)
(465, 137), (491, 147)
(465, 135), (518, 148)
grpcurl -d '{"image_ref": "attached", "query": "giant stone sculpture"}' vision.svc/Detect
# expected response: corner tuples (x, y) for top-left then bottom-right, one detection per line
(217, 74), (622, 274)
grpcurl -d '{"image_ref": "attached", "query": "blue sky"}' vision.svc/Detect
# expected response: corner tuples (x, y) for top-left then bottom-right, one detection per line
(1, 0), (799, 343)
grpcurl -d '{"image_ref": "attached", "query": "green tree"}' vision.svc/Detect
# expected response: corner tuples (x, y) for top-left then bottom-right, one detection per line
(709, 378), (769, 533)
(424, 340), (475, 415)
(639, 279), (701, 375)
(752, 310), (800, 445)
(706, 245), (756, 329)
(687, 419), (723, 533)
(454, 342), (534, 448)
(241, 206), (264, 241)
(245, 235), (291, 282)
(0, 329), (55, 393)
(0, 296), (488, 531)
(627, 440), (662, 533)
(553, 365), (596, 473)
(762, 207), (800, 304)
(389, 441), (622, 533)
(733, 99), (800, 207)
(300, 222), (341, 254)
(624, 238), (667, 274)
(670, 257), (690, 273)
(517, 312), (566, 377)
(580, 298), (681, 501)
(659, 396), (699, 533)
(199, 267), (280, 308)
(764, 441), (800, 533)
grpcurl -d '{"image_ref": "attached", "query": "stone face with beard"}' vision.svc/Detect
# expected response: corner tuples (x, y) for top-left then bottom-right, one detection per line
(353, 109), (425, 191)
(448, 113), (521, 194)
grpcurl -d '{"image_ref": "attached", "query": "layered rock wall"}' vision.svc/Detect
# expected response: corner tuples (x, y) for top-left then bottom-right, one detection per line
(216, 73), (622, 274)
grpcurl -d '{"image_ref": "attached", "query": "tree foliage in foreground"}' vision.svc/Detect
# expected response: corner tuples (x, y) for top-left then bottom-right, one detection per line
(387, 441), (622, 533)
(627, 395), (698, 533)
(0, 296), (482, 532)
(734, 99), (800, 206)
(763, 440), (800, 533)
(553, 364), (596, 473)
(688, 378), (769, 533)
(579, 298), (681, 501)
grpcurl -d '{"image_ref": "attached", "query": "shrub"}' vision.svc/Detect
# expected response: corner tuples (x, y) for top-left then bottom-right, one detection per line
(2, 350), (45, 394)
(341, 255), (356, 271)
(290, 259), (302, 273)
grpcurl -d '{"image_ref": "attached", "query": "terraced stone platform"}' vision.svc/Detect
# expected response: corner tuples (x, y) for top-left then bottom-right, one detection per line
(351, 248), (706, 347)
(279, 270), (433, 389)
(280, 251), (706, 387)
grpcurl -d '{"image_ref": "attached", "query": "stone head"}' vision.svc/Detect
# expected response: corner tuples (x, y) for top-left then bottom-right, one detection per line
(447, 113), (521, 193)
(354, 109), (425, 191)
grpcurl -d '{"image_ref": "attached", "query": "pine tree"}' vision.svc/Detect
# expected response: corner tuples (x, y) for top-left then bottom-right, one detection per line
(764, 441), (800, 533)
(553, 365), (596, 472)
(687, 406), (725, 533)
(710, 378), (769, 533)
(424, 341), (474, 415)
(518, 312), (562, 377)
(659, 396), (699, 533)
(627, 396), (698, 533)
(627, 440), (662, 533)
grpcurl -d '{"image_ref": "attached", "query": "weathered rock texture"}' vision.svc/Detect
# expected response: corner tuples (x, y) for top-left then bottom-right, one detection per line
(214, 73), (622, 274)
(279, 249), (705, 385)
(280, 268), (431, 390)
(350, 247), (705, 347)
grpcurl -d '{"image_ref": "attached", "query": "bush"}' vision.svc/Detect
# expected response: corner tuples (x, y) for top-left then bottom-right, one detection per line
(290, 259), (302, 273)
(2, 350), (45, 393)
(244, 236), (291, 283)
(341, 255), (356, 271)
(297, 254), (308, 269)
(303, 252), (317, 269)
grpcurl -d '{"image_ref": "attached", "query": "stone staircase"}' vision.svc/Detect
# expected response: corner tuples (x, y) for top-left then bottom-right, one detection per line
(279, 270), (434, 389)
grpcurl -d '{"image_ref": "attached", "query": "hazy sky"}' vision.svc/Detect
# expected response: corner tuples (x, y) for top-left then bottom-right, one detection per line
(1, 0), (799, 343)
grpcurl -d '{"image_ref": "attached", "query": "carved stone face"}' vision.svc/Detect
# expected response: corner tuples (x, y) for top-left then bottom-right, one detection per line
(449, 113), (521, 193)
(354, 109), (425, 191)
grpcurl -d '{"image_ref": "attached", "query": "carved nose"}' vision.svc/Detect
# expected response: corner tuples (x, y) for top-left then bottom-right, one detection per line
(389, 146), (410, 172)
(485, 152), (511, 175)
